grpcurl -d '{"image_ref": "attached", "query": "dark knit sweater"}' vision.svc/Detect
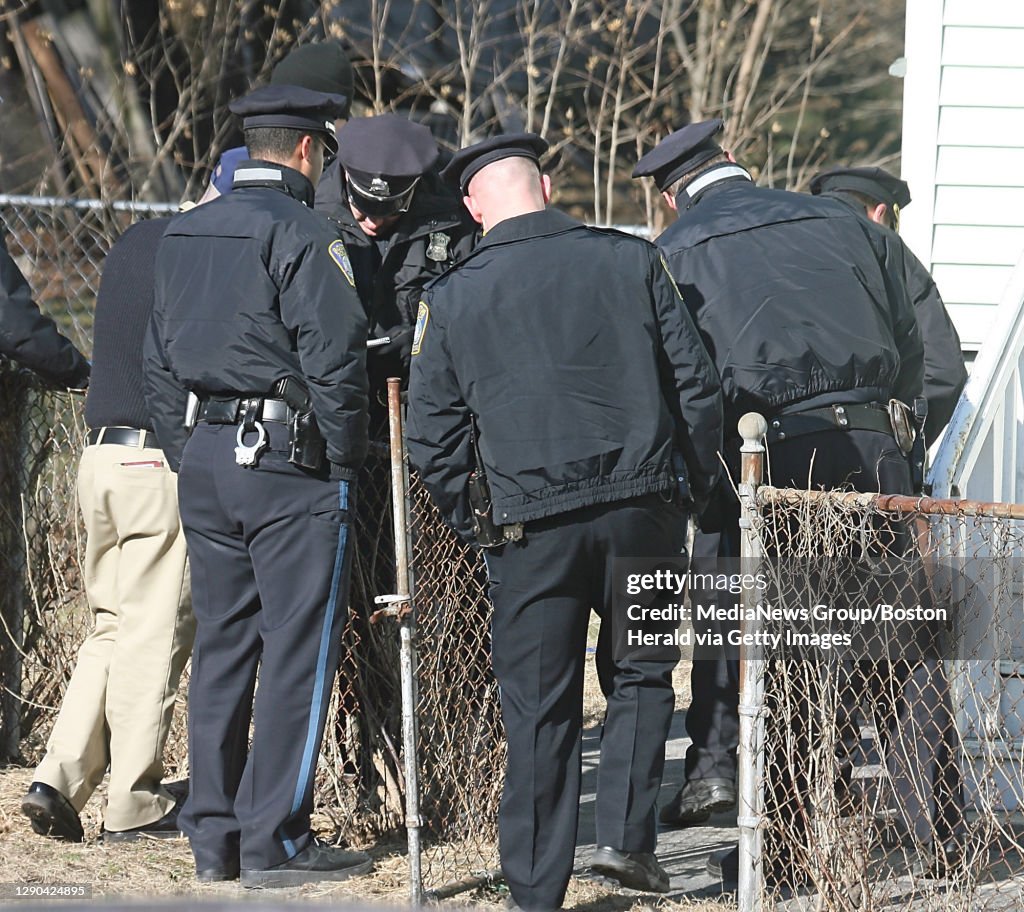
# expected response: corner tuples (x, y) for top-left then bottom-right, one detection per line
(85, 217), (171, 433)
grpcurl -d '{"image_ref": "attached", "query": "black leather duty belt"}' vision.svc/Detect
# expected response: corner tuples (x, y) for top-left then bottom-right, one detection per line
(88, 426), (158, 447)
(196, 396), (291, 425)
(766, 403), (893, 445)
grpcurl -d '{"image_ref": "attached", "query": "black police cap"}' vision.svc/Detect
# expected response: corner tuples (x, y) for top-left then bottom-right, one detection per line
(271, 41), (353, 120)
(229, 85), (347, 155)
(632, 119), (724, 191)
(336, 115), (439, 216)
(440, 133), (549, 195)
(809, 166), (911, 209)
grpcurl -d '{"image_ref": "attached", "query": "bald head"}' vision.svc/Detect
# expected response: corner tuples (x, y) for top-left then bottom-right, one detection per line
(463, 156), (551, 231)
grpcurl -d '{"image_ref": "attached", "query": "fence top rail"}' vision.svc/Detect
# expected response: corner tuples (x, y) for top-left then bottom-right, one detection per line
(0, 194), (179, 215)
(756, 485), (1024, 520)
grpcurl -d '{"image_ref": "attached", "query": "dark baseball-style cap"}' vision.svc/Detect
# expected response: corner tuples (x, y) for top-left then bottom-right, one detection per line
(632, 119), (725, 191)
(229, 85), (348, 155)
(810, 166), (912, 209)
(440, 133), (549, 195)
(271, 41), (353, 120)
(336, 115), (439, 216)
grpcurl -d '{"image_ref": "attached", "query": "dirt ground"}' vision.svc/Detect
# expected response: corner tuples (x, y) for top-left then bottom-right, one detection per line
(0, 764), (729, 911)
(0, 648), (716, 910)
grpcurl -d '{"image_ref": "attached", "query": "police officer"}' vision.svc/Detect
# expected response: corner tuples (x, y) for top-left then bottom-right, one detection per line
(22, 215), (194, 845)
(144, 85), (372, 887)
(317, 114), (478, 407)
(1, 234), (89, 389)
(810, 166), (967, 443)
(633, 120), (962, 882)
(407, 134), (723, 910)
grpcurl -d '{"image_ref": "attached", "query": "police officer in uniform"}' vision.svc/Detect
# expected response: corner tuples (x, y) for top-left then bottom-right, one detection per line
(810, 166), (967, 443)
(1, 234), (89, 389)
(407, 134), (723, 910)
(633, 120), (962, 882)
(144, 85), (372, 887)
(317, 114), (478, 406)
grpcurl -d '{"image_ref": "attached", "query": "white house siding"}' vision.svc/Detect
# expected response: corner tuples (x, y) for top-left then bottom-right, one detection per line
(900, 0), (1024, 350)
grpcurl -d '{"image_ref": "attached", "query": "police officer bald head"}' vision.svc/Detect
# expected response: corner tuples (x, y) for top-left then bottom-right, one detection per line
(810, 166), (911, 231)
(229, 85), (347, 188)
(440, 133), (550, 232)
(335, 114), (439, 238)
(632, 119), (743, 211)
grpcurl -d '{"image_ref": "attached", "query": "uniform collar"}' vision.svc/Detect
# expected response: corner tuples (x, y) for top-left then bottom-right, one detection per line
(477, 208), (578, 247)
(232, 159), (316, 207)
(675, 162), (752, 209)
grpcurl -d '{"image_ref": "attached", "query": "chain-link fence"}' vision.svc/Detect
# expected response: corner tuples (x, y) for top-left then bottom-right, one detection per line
(736, 424), (1024, 911)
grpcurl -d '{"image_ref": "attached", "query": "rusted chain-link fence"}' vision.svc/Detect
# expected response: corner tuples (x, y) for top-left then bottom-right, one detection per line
(740, 474), (1024, 911)
(0, 197), (505, 895)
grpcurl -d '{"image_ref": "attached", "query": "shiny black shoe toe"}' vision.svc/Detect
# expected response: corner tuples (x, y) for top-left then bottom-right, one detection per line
(590, 846), (670, 893)
(660, 778), (737, 827)
(241, 837), (374, 888)
(21, 782), (84, 843)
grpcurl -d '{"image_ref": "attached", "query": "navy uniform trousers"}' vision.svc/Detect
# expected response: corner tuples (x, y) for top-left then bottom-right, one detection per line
(684, 427), (962, 850)
(484, 494), (687, 911)
(176, 422), (354, 872)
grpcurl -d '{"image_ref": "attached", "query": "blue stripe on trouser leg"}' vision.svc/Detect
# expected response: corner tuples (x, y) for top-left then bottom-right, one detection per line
(281, 480), (349, 858)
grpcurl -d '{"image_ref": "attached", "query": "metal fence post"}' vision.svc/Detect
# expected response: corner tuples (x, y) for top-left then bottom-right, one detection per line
(737, 412), (767, 912)
(384, 377), (424, 905)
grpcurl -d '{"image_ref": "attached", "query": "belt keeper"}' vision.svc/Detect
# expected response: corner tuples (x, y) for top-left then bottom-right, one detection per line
(736, 815), (762, 828)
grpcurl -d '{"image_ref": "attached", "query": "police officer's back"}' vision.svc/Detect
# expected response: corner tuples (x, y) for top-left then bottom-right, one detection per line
(407, 134), (723, 911)
(144, 85), (372, 888)
(634, 120), (962, 884)
(810, 166), (967, 443)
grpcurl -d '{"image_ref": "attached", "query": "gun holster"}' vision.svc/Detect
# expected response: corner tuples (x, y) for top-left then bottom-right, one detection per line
(275, 377), (326, 472)
(468, 415), (523, 548)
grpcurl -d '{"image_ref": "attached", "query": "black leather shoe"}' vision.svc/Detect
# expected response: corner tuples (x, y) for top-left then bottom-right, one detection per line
(196, 863), (241, 883)
(590, 846), (670, 893)
(21, 782), (84, 842)
(660, 778), (736, 827)
(101, 805), (182, 843)
(240, 837), (374, 888)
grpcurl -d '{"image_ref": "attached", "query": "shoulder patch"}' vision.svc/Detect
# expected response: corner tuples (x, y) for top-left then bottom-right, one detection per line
(411, 301), (430, 356)
(660, 254), (684, 302)
(328, 239), (355, 286)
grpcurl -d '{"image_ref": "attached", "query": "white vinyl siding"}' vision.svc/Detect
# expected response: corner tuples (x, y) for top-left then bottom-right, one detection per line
(901, 0), (1024, 349)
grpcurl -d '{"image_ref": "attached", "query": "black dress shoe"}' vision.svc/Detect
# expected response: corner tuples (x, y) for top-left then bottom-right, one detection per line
(660, 778), (736, 827)
(21, 782), (84, 842)
(590, 846), (670, 893)
(101, 804), (182, 843)
(240, 837), (374, 888)
(196, 863), (241, 883)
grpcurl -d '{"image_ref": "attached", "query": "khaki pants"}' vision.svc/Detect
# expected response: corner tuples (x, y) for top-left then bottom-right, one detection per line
(34, 440), (194, 830)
